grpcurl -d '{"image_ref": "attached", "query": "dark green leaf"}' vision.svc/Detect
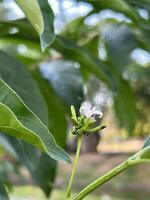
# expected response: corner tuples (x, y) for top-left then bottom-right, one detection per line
(39, 60), (84, 110)
(0, 78), (70, 163)
(83, 35), (99, 57)
(32, 153), (57, 197)
(0, 19), (39, 41)
(0, 50), (48, 125)
(32, 69), (68, 148)
(0, 79), (70, 163)
(103, 23), (137, 76)
(114, 79), (137, 134)
(0, 135), (56, 197)
(126, 0), (150, 9)
(78, 0), (139, 22)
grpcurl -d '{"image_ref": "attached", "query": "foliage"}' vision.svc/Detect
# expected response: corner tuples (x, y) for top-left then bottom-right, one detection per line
(0, 0), (150, 199)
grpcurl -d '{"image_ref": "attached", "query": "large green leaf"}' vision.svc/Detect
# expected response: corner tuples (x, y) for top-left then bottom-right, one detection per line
(0, 20), (115, 88)
(32, 69), (67, 148)
(0, 181), (9, 200)
(0, 79), (70, 163)
(114, 79), (136, 134)
(39, 60), (84, 110)
(15, 0), (55, 51)
(0, 49), (62, 196)
(0, 50), (48, 125)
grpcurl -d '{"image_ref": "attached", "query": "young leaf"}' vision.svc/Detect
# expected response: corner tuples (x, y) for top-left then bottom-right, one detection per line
(143, 136), (150, 149)
(15, 0), (55, 51)
(138, 137), (150, 162)
(127, 136), (150, 165)
(0, 79), (70, 163)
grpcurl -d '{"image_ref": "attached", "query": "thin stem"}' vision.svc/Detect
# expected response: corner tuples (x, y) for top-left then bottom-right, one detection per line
(66, 135), (83, 199)
(72, 160), (130, 200)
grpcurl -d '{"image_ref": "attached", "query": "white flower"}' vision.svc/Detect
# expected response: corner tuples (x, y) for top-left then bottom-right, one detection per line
(79, 101), (103, 119)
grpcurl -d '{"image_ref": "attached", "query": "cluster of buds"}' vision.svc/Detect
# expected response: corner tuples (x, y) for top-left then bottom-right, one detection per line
(70, 102), (106, 137)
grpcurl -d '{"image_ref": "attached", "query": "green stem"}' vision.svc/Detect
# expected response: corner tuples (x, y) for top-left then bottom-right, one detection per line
(72, 160), (131, 200)
(66, 135), (83, 199)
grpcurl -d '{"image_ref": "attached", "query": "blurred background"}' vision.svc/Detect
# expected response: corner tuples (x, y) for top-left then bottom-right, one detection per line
(0, 0), (150, 199)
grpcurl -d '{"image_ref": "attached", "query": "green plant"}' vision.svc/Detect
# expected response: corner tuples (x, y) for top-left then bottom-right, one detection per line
(65, 105), (150, 200)
(0, 0), (150, 199)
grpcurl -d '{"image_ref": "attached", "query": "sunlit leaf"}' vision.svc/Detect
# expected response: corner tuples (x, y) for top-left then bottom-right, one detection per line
(0, 79), (70, 163)
(0, 50), (48, 124)
(15, 0), (55, 51)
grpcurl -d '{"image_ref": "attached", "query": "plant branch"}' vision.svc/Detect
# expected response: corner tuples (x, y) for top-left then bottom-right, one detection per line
(66, 135), (83, 199)
(72, 160), (131, 200)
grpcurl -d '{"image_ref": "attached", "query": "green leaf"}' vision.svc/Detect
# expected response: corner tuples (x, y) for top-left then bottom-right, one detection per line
(0, 181), (9, 200)
(0, 79), (70, 163)
(103, 23), (137, 76)
(139, 137), (150, 161)
(32, 69), (68, 148)
(53, 36), (116, 89)
(0, 19), (39, 42)
(15, 0), (55, 51)
(143, 136), (150, 149)
(126, 0), (150, 10)
(39, 60), (84, 110)
(0, 135), (56, 197)
(0, 38), (46, 65)
(128, 136), (150, 165)
(0, 50), (48, 125)
(114, 79), (137, 134)
(0, 49), (59, 195)
(83, 35), (99, 57)
(32, 153), (57, 197)
(78, 0), (139, 22)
